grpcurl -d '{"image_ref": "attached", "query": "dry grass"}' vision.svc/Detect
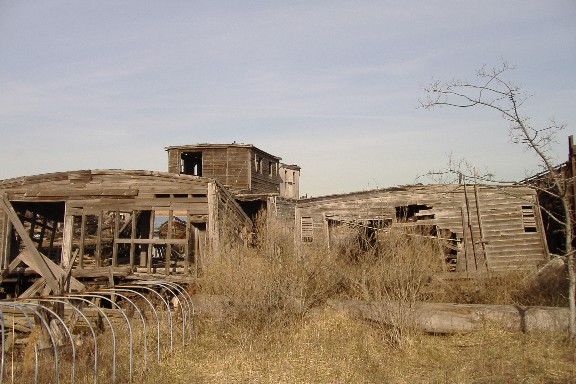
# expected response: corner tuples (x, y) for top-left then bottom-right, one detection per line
(6, 217), (574, 383)
(165, 219), (575, 383)
(142, 310), (576, 384)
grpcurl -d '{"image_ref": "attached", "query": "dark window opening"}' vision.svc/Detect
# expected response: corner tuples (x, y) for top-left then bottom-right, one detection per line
(10, 201), (65, 262)
(181, 152), (202, 176)
(437, 228), (459, 271)
(269, 161), (275, 177)
(395, 204), (434, 222)
(521, 205), (538, 232)
(254, 155), (262, 173)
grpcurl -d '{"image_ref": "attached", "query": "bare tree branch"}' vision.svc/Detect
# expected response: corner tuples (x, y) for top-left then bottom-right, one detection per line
(420, 62), (575, 343)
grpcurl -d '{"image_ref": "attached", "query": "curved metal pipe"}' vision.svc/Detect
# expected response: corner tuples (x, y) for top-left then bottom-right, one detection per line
(103, 287), (159, 368)
(98, 289), (146, 372)
(3, 304), (37, 384)
(120, 284), (172, 356)
(33, 298), (98, 384)
(0, 302), (58, 383)
(75, 293), (133, 382)
(133, 281), (179, 350)
(116, 285), (170, 362)
(154, 281), (194, 343)
(157, 282), (187, 346)
(18, 302), (76, 384)
(65, 294), (118, 383)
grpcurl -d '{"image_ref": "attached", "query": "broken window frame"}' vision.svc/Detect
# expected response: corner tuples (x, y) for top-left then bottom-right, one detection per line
(301, 216), (314, 243)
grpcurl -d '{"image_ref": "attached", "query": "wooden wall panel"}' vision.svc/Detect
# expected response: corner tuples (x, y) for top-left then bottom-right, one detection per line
(295, 185), (548, 273)
(225, 146), (250, 192)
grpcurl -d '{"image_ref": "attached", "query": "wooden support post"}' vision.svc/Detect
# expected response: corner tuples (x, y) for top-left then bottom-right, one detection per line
(463, 184), (478, 272)
(28, 212), (37, 247)
(79, 214), (86, 269)
(473, 175), (489, 274)
(38, 215), (48, 250)
(165, 210), (173, 275)
(184, 213), (191, 275)
(138, 212), (149, 268)
(323, 213), (330, 250)
(147, 210), (155, 273)
(47, 218), (56, 260)
(61, 214), (74, 270)
(130, 210), (136, 271)
(96, 211), (103, 268)
(112, 211), (119, 267)
(194, 226), (200, 278)
(207, 182), (219, 259)
(1, 214), (10, 271)
(457, 208), (467, 272)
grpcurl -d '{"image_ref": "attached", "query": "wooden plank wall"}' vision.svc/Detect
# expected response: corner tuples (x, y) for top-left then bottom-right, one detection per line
(295, 185), (549, 273)
(197, 147), (252, 193)
(167, 149), (180, 174)
(214, 181), (252, 247)
(250, 149), (281, 194)
(275, 198), (297, 230)
(225, 146), (251, 192)
(166, 146), (285, 196)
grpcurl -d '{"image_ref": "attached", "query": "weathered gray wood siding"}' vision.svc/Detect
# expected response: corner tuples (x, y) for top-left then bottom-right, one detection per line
(200, 146), (269, 194)
(276, 198), (297, 230)
(250, 148), (281, 194)
(296, 184), (549, 273)
(167, 148), (180, 174)
(167, 145), (280, 195)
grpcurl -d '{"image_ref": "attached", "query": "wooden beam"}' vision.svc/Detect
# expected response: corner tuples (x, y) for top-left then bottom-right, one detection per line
(61, 214), (74, 269)
(129, 210), (136, 270)
(18, 249), (84, 292)
(0, 194), (60, 293)
(24, 189), (139, 197)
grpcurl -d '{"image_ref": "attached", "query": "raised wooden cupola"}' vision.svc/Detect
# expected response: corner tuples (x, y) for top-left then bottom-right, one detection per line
(166, 143), (285, 196)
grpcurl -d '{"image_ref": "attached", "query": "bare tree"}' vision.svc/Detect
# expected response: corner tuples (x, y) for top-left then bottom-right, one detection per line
(420, 62), (575, 343)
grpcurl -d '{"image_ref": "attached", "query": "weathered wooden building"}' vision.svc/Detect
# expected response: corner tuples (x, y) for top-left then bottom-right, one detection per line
(166, 143), (296, 196)
(0, 169), (251, 295)
(0, 139), (555, 295)
(166, 143), (300, 224)
(295, 184), (549, 274)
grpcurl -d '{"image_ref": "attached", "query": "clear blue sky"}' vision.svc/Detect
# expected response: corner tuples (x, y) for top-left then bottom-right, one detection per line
(1, 1), (574, 196)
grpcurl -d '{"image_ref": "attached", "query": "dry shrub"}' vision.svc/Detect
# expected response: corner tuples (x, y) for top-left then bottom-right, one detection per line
(346, 227), (446, 346)
(202, 217), (450, 346)
(201, 213), (569, 348)
(200, 212), (345, 331)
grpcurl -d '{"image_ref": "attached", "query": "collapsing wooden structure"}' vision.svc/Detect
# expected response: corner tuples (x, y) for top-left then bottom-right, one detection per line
(0, 169), (251, 296)
(0, 139), (557, 295)
(295, 184), (549, 273)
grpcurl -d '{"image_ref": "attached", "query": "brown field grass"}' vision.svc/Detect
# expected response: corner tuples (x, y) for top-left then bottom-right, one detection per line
(139, 222), (575, 383)
(142, 312), (576, 384)
(6, 220), (576, 383)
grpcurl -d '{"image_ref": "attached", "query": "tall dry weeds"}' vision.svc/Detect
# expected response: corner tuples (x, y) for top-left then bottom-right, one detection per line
(345, 227), (446, 346)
